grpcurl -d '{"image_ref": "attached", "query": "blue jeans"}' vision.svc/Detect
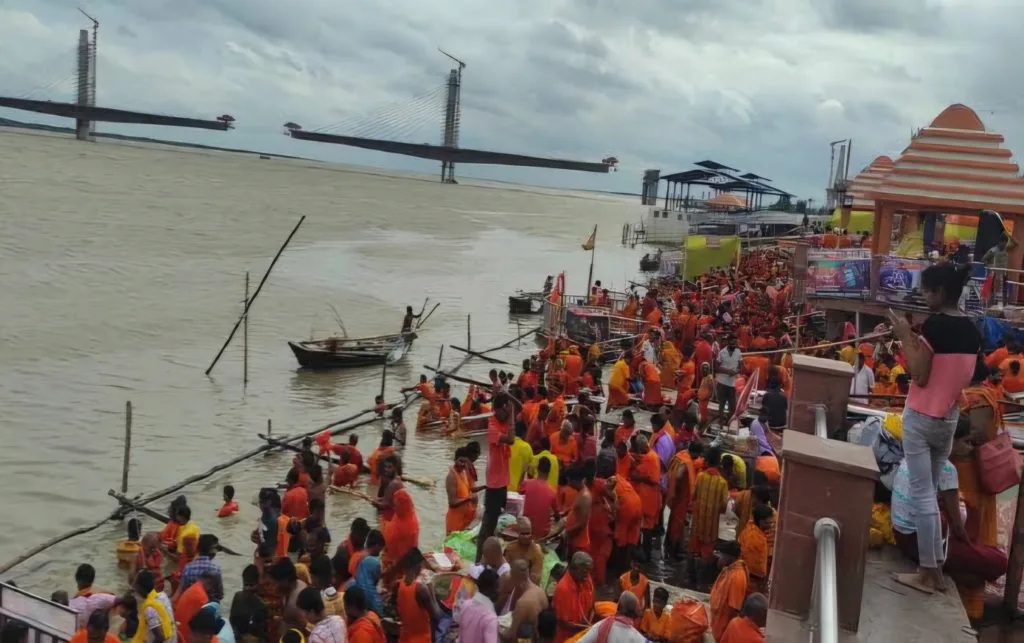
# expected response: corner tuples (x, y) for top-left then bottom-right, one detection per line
(901, 406), (958, 569)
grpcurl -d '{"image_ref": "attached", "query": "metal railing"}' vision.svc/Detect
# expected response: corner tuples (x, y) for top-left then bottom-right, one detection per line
(811, 518), (841, 643)
(809, 405), (839, 643)
(0, 582), (76, 643)
(813, 405), (828, 439)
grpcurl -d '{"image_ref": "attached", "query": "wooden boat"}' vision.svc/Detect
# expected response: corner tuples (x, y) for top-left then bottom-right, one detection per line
(508, 290), (544, 314)
(288, 332), (416, 369)
(639, 251), (662, 272)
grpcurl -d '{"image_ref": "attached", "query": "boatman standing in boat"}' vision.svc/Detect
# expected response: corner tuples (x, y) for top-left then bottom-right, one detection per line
(401, 306), (421, 334)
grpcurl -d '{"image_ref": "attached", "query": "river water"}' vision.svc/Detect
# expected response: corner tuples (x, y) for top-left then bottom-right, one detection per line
(0, 127), (648, 598)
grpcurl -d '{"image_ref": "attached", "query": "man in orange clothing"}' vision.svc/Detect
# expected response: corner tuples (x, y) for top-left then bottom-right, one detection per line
(710, 542), (749, 641)
(738, 505), (773, 591)
(564, 347), (584, 396)
(175, 571), (221, 643)
(551, 420), (580, 468)
(553, 552), (595, 642)
(689, 448), (730, 582)
(719, 593), (767, 642)
(630, 434), (662, 561)
(281, 469), (309, 519)
(666, 442), (702, 558)
(607, 351), (633, 409)
(607, 474), (643, 576)
(639, 356), (662, 408)
(564, 467), (592, 559)
(344, 586), (386, 643)
(587, 467), (615, 586)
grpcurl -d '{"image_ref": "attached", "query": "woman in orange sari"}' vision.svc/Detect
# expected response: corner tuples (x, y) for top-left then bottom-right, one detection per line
(955, 382), (1001, 619)
(382, 488), (419, 577)
(660, 341), (682, 390)
(368, 432), (397, 485)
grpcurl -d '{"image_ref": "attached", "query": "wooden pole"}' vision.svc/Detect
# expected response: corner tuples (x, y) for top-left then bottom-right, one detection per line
(267, 418), (272, 439)
(437, 345), (444, 370)
(121, 401), (132, 494)
(206, 215), (305, 375)
(244, 271), (250, 386)
(467, 314), (471, 352)
(380, 362), (387, 399)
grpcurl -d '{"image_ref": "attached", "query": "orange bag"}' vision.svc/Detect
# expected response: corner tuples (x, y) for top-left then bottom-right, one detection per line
(668, 599), (709, 642)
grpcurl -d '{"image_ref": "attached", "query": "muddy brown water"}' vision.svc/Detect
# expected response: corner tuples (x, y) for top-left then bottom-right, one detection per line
(0, 127), (661, 600)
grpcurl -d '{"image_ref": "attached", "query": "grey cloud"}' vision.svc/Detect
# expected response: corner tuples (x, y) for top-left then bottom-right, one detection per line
(815, 0), (945, 35)
(4, 0), (1023, 199)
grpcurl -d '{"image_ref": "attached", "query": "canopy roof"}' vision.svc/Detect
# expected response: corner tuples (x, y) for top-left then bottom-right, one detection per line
(868, 104), (1024, 215)
(660, 161), (792, 198)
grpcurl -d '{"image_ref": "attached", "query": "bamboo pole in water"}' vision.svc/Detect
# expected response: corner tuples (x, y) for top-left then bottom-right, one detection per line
(206, 215), (305, 375)
(121, 401), (132, 494)
(467, 314), (471, 352)
(244, 271), (250, 386)
(448, 345), (512, 365)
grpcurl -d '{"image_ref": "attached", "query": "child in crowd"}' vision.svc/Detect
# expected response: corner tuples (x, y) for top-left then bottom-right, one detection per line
(218, 485), (240, 517)
(639, 587), (671, 642)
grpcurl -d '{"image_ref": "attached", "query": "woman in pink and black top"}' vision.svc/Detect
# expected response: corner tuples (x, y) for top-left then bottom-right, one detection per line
(889, 262), (981, 595)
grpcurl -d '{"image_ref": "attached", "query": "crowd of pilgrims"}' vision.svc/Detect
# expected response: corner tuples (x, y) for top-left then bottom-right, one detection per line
(29, 250), (1024, 643)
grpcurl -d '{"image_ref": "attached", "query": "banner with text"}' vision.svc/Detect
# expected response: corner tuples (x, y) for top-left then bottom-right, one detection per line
(806, 249), (871, 298)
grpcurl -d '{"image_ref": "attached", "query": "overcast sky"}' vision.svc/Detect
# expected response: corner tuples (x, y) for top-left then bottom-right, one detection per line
(1, 0), (1022, 198)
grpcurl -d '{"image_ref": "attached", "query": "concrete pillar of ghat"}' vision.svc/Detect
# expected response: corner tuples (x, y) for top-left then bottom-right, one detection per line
(75, 29), (93, 141)
(768, 430), (879, 632)
(787, 353), (853, 438)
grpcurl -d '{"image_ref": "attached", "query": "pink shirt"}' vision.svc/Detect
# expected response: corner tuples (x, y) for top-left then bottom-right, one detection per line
(486, 417), (511, 488)
(906, 314), (981, 418)
(456, 593), (498, 643)
(69, 592), (117, 629)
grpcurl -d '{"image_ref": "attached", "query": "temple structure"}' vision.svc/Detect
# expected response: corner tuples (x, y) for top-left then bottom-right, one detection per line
(804, 104), (1024, 332)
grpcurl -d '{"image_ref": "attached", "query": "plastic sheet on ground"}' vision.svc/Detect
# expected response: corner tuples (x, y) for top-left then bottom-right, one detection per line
(442, 515), (564, 589)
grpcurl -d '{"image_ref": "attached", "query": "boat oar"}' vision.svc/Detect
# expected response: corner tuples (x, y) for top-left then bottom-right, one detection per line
(416, 302), (441, 330)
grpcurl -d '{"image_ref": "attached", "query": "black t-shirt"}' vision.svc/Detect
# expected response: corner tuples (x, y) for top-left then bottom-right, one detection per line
(920, 313), (981, 355)
(761, 390), (788, 428)
(229, 589), (268, 637)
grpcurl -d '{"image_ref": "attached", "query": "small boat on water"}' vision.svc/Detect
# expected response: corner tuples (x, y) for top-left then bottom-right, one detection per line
(508, 275), (554, 314)
(288, 332), (416, 369)
(639, 250), (663, 272)
(508, 290), (545, 314)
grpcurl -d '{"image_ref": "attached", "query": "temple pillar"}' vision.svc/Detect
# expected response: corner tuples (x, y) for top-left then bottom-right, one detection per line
(787, 353), (853, 437)
(1010, 215), (1024, 304)
(872, 200), (893, 256)
(768, 431), (879, 631)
